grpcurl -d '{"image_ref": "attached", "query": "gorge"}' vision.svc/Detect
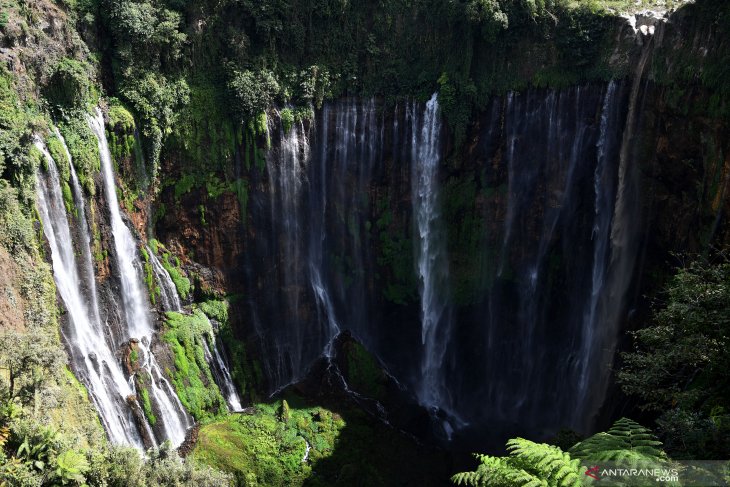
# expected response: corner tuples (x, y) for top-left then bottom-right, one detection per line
(0, 0), (729, 484)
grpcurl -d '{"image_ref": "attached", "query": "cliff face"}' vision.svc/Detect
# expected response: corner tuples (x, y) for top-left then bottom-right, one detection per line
(150, 2), (729, 443)
(4, 0), (719, 456)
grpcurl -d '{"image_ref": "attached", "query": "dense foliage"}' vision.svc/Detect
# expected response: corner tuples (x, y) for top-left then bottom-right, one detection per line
(452, 418), (669, 487)
(619, 257), (730, 459)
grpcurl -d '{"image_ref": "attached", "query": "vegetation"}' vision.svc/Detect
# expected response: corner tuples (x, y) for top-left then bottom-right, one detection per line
(452, 418), (669, 486)
(619, 257), (730, 459)
(341, 340), (386, 401)
(149, 239), (192, 301)
(192, 394), (449, 486)
(192, 399), (339, 486)
(163, 310), (228, 421)
(199, 299), (260, 402)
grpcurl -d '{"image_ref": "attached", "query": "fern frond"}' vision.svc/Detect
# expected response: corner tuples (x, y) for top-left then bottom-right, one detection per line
(570, 418), (667, 463)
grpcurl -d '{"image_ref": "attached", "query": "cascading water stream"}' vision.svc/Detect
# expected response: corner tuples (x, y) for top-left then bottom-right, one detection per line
(35, 139), (143, 448)
(577, 80), (620, 411)
(410, 94), (453, 415)
(263, 117), (311, 386)
(147, 249), (183, 312)
(147, 241), (244, 412)
(575, 22), (665, 426)
(88, 109), (191, 447)
(200, 316), (244, 412)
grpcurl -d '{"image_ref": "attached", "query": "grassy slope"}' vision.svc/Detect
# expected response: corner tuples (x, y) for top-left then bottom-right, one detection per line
(192, 394), (451, 487)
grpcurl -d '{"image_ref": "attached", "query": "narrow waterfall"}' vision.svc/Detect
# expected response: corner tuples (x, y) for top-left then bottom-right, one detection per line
(147, 245), (243, 412)
(576, 80), (621, 414)
(308, 102), (341, 357)
(88, 109), (191, 447)
(409, 94), (453, 413)
(201, 316), (244, 412)
(147, 249), (183, 312)
(35, 140), (143, 448)
(580, 23), (665, 426)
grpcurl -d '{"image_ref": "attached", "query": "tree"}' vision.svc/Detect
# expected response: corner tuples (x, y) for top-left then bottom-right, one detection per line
(618, 258), (730, 458)
(0, 330), (64, 404)
(227, 69), (280, 122)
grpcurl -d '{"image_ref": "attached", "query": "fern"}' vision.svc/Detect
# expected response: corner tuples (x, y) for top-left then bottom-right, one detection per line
(452, 419), (670, 487)
(452, 440), (580, 487)
(570, 418), (666, 465)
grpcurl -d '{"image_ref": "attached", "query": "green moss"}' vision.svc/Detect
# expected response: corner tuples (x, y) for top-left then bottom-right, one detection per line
(199, 204), (207, 226)
(199, 299), (229, 323)
(147, 240), (191, 300)
(280, 108), (295, 133)
(61, 180), (76, 216)
(130, 349), (139, 364)
(140, 246), (161, 305)
(200, 299), (258, 400)
(234, 178), (248, 222)
(58, 116), (101, 196)
(140, 387), (157, 426)
(192, 399), (339, 485)
(46, 135), (70, 179)
(163, 310), (227, 421)
(344, 342), (386, 400)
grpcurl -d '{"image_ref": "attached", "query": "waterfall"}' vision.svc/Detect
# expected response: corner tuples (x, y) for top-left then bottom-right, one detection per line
(309, 102), (341, 356)
(88, 109), (191, 447)
(245, 86), (643, 438)
(35, 139), (143, 448)
(147, 249), (183, 312)
(579, 22), (665, 426)
(409, 94), (453, 413)
(201, 318), (244, 412)
(262, 117), (311, 386)
(149, 246), (244, 413)
(248, 100), (384, 393)
(576, 80), (621, 413)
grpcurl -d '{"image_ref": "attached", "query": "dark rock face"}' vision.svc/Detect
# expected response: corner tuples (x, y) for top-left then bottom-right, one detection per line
(154, 6), (729, 449)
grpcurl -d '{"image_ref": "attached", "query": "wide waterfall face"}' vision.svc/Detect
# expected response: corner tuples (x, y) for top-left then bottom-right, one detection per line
(35, 141), (143, 448)
(463, 84), (631, 436)
(88, 110), (192, 447)
(249, 82), (641, 439)
(246, 99), (385, 389)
